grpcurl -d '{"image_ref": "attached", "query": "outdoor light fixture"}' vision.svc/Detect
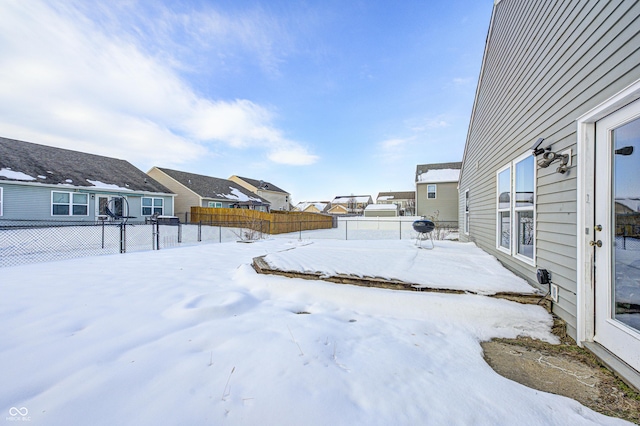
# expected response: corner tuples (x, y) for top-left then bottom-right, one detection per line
(530, 138), (546, 156)
(531, 138), (570, 174)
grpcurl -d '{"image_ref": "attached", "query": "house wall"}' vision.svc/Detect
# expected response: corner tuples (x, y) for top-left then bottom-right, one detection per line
(228, 176), (290, 211)
(378, 198), (414, 211)
(1, 183), (52, 220)
(416, 182), (458, 223)
(147, 168), (200, 218)
(201, 199), (235, 209)
(0, 182), (173, 221)
(364, 209), (397, 218)
(458, 0), (640, 338)
(130, 195), (174, 217)
(257, 190), (289, 211)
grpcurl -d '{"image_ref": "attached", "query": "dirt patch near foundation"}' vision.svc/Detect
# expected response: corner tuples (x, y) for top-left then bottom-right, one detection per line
(482, 336), (640, 424)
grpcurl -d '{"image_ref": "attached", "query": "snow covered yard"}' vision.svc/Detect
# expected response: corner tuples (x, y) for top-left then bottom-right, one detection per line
(0, 239), (631, 425)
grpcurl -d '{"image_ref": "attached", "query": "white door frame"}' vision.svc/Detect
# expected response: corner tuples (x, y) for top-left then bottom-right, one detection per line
(95, 194), (128, 219)
(592, 101), (640, 370)
(576, 79), (640, 346)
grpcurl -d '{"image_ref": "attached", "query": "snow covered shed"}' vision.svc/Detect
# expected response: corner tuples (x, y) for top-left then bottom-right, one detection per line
(364, 204), (398, 217)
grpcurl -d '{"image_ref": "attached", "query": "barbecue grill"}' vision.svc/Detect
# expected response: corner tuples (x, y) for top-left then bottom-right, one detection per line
(413, 219), (435, 249)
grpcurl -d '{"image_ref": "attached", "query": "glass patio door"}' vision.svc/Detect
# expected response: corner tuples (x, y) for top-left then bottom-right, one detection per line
(594, 100), (640, 371)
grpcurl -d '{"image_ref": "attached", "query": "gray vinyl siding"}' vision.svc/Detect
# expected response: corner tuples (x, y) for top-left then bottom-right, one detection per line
(1, 184), (53, 220)
(459, 0), (640, 339)
(201, 199), (235, 209)
(0, 183), (173, 221)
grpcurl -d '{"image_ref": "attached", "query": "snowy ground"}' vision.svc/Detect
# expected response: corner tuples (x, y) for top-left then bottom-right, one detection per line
(261, 240), (535, 294)
(0, 239), (631, 425)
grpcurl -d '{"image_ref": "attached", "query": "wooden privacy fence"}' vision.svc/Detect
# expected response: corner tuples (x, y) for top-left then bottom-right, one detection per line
(190, 207), (333, 235)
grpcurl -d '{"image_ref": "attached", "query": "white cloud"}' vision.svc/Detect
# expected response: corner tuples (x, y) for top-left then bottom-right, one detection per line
(268, 143), (319, 165)
(452, 77), (474, 86)
(0, 1), (317, 169)
(375, 137), (415, 164)
(408, 115), (451, 132)
(379, 138), (412, 150)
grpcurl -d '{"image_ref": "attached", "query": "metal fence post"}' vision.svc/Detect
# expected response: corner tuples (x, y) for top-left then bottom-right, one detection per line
(345, 220), (348, 240)
(101, 220), (105, 249)
(155, 221), (160, 250)
(178, 223), (182, 243)
(119, 223), (126, 253)
(198, 221), (202, 242)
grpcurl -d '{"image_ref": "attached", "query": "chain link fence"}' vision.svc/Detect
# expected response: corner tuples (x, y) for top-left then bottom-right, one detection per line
(616, 235), (640, 251)
(0, 219), (263, 268)
(269, 218), (459, 241)
(1, 217), (459, 268)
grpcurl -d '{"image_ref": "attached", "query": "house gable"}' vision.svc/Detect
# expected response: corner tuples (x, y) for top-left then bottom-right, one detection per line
(228, 175), (289, 195)
(149, 167), (270, 218)
(228, 175), (291, 211)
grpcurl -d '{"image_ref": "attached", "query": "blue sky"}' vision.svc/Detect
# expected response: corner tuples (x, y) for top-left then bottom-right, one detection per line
(0, 0), (493, 203)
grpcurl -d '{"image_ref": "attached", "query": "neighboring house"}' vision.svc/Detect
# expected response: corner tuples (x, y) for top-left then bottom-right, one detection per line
(330, 195), (373, 215)
(415, 162), (461, 223)
(326, 204), (349, 215)
(364, 204), (398, 217)
(147, 167), (271, 219)
(0, 137), (174, 222)
(294, 201), (329, 214)
(458, 0), (640, 384)
(228, 176), (291, 211)
(376, 191), (415, 216)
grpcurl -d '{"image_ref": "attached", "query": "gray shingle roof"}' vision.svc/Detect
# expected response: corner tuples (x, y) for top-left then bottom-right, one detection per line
(234, 176), (288, 194)
(415, 162), (462, 181)
(0, 136), (172, 194)
(377, 191), (415, 200)
(155, 168), (270, 204)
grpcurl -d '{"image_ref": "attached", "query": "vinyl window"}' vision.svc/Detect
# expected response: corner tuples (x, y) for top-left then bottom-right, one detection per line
(497, 166), (511, 251)
(52, 191), (88, 216)
(496, 153), (535, 263)
(208, 202), (222, 208)
(427, 184), (437, 199)
(464, 189), (469, 234)
(142, 197), (164, 216)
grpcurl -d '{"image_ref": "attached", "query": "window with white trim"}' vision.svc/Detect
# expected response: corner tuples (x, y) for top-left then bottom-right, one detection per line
(0, 187), (3, 216)
(427, 184), (436, 199)
(208, 201), (222, 208)
(464, 189), (469, 234)
(497, 166), (511, 251)
(52, 191), (88, 216)
(496, 153), (535, 262)
(142, 197), (164, 216)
